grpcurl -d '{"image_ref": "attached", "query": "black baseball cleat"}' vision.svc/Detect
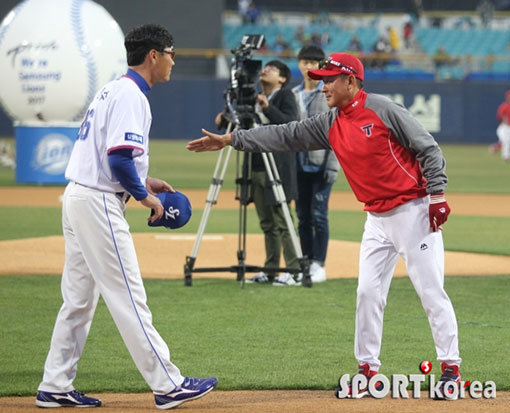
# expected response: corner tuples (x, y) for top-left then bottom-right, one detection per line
(36, 390), (102, 408)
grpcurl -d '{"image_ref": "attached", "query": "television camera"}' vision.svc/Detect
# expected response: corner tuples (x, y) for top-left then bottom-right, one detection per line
(222, 34), (265, 130)
(184, 34), (312, 288)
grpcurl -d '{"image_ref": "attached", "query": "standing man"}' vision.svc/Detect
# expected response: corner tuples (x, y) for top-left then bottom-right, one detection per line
(292, 45), (340, 283)
(36, 25), (217, 409)
(188, 52), (462, 400)
(216, 60), (299, 286)
(245, 60), (300, 285)
(495, 90), (510, 162)
(253, 60), (299, 286)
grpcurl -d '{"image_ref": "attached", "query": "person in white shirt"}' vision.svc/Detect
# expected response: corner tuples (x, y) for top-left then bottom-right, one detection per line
(36, 24), (217, 410)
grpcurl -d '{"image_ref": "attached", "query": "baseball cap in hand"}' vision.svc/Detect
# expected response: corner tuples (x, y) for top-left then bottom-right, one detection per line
(308, 52), (364, 81)
(148, 191), (192, 229)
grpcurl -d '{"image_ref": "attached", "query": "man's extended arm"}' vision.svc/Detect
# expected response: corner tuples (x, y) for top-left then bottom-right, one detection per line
(233, 110), (335, 152)
(187, 110), (336, 154)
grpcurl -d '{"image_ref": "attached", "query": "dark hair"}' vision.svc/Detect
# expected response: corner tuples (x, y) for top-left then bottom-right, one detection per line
(124, 24), (174, 66)
(297, 44), (325, 61)
(265, 60), (291, 87)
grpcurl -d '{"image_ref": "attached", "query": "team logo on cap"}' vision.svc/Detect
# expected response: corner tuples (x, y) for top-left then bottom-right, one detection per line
(148, 191), (192, 229)
(164, 206), (180, 220)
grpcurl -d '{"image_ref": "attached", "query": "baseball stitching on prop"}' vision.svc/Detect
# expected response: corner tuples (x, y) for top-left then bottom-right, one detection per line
(71, 0), (98, 121)
(0, 0), (28, 121)
(0, 0), (28, 52)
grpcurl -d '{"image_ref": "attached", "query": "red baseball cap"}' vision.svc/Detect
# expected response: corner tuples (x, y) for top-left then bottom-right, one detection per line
(308, 52), (364, 81)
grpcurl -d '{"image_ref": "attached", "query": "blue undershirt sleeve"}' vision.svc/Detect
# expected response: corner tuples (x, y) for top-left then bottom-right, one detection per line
(108, 148), (148, 201)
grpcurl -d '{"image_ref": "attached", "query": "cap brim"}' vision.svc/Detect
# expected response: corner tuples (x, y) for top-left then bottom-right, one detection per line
(308, 69), (340, 80)
(308, 68), (363, 81)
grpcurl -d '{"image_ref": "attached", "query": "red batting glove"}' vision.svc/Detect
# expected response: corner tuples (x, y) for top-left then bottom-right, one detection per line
(429, 193), (451, 232)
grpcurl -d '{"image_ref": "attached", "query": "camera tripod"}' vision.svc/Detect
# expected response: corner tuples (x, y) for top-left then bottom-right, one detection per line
(183, 124), (312, 288)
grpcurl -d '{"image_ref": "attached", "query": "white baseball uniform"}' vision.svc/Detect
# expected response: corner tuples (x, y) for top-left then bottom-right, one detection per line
(496, 100), (510, 161)
(229, 89), (461, 370)
(497, 123), (510, 160)
(355, 196), (459, 369)
(38, 73), (184, 395)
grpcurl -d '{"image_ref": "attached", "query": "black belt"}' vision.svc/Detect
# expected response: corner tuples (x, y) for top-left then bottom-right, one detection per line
(116, 192), (131, 203)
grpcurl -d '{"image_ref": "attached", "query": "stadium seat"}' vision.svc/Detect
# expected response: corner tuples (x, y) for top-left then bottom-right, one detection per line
(223, 21), (510, 81)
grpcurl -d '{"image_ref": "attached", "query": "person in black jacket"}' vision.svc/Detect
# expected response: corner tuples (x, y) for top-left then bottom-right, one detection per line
(250, 60), (300, 285)
(214, 60), (299, 285)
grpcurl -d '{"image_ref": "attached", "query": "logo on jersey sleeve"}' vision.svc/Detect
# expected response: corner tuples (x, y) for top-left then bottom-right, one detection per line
(125, 132), (144, 144)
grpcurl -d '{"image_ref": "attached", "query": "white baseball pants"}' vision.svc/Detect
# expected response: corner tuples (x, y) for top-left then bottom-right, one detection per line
(38, 182), (183, 395)
(354, 196), (461, 370)
(496, 122), (510, 160)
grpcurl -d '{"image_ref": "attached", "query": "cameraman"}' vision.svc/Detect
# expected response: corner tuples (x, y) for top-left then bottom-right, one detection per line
(216, 60), (299, 285)
(253, 60), (299, 286)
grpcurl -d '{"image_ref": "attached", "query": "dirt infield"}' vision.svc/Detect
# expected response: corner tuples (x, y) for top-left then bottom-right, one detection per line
(2, 233), (510, 279)
(1, 390), (508, 412)
(1, 187), (509, 411)
(1, 187), (509, 279)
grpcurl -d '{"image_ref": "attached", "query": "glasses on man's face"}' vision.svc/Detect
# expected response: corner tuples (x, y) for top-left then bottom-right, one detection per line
(160, 49), (175, 59)
(319, 58), (356, 74)
(263, 65), (279, 73)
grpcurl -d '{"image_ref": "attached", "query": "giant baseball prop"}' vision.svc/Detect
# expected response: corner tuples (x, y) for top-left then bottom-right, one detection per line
(0, 0), (126, 182)
(0, 0), (126, 122)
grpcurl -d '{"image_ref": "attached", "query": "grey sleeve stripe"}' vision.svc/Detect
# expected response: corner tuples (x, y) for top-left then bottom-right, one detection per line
(365, 94), (448, 193)
(232, 109), (337, 153)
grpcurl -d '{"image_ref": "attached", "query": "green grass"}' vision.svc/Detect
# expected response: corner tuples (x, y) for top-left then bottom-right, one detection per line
(0, 139), (509, 397)
(441, 145), (510, 194)
(1, 139), (509, 192)
(0, 275), (508, 396)
(148, 141), (510, 193)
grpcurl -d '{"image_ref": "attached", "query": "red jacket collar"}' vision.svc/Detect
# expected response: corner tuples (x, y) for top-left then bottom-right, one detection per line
(340, 89), (366, 116)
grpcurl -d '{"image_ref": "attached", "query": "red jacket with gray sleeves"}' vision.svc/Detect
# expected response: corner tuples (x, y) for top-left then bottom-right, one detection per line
(232, 89), (447, 213)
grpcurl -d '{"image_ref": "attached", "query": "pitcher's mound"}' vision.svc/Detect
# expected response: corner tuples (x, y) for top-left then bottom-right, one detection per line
(0, 233), (509, 278)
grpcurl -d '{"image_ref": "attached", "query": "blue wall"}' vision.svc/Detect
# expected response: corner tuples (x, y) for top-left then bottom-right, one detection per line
(146, 78), (229, 140)
(366, 80), (509, 143)
(1, 78), (509, 143)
